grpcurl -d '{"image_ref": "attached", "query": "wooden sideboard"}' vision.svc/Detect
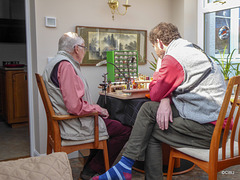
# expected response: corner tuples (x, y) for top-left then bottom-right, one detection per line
(0, 69), (29, 126)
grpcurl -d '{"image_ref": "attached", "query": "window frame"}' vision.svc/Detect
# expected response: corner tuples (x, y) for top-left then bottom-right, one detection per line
(198, 0), (240, 60)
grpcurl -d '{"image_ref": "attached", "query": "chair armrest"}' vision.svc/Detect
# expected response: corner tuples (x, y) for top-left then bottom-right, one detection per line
(52, 111), (100, 148)
(52, 112), (98, 121)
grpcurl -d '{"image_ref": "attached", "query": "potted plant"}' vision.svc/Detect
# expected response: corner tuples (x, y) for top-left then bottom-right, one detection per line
(231, 62), (240, 95)
(147, 52), (158, 71)
(232, 63), (240, 76)
(210, 46), (236, 80)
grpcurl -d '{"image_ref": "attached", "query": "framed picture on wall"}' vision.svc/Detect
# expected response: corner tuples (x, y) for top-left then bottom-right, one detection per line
(76, 26), (147, 66)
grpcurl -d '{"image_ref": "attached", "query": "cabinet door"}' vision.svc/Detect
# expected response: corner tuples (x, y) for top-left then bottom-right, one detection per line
(12, 72), (29, 122)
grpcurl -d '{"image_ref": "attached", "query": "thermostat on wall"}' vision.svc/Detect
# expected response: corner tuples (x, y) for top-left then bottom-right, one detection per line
(45, 16), (56, 27)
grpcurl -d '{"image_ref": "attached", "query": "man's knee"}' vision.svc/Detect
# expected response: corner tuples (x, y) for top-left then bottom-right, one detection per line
(140, 101), (159, 113)
(135, 101), (159, 121)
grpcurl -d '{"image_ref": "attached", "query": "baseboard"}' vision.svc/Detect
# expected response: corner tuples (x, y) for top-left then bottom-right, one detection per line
(33, 149), (45, 157)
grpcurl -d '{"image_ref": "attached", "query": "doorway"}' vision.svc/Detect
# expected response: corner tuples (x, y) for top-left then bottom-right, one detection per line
(0, 0), (30, 161)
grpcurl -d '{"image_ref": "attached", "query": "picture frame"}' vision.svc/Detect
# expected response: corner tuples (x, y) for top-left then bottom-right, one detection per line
(75, 26), (147, 66)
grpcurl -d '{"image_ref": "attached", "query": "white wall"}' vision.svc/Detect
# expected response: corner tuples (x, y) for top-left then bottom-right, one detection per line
(171, 0), (185, 36)
(171, 0), (197, 44)
(183, 0), (197, 44)
(31, 0), (198, 154)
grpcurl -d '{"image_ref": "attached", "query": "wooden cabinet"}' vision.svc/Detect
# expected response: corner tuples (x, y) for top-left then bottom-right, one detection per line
(0, 70), (5, 117)
(0, 69), (29, 126)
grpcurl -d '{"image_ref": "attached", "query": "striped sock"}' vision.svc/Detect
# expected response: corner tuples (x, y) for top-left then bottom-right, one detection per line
(92, 156), (134, 180)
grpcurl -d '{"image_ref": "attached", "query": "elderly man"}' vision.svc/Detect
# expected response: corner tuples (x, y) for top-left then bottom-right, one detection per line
(42, 32), (131, 180)
(93, 22), (231, 180)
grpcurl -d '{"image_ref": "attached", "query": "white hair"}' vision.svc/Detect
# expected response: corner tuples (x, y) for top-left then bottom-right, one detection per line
(58, 32), (84, 53)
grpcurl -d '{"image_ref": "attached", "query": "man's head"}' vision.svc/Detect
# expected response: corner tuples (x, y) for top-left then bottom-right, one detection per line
(149, 22), (181, 59)
(149, 22), (181, 45)
(58, 32), (87, 64)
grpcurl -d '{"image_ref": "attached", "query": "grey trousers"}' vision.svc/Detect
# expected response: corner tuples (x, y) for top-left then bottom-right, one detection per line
(123, 101), (215, 180)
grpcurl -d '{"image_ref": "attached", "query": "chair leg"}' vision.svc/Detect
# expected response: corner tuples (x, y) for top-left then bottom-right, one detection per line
(47, 138), (52, 154)
(208, 171), (217, 180)
(167, 149), (175, 180)
(103, 140), (110, 171)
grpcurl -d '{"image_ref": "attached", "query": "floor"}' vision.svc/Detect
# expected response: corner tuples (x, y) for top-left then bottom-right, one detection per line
(69, 156), (240, 180)
(0, 120), (30, 161)
(0, 118), (239, 179)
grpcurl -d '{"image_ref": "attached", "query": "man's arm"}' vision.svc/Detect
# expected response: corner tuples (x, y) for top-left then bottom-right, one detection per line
(156, 98), (173, 130)
(57, 61), (108, 118)
(149, 55), (184, 102)
(149, 55), (184, 129)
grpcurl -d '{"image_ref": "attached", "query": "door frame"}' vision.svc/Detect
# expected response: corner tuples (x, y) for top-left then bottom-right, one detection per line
(25, 0), (35, 157)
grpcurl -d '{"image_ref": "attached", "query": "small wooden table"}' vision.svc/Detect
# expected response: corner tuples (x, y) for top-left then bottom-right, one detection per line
(99, 88), (149, 100)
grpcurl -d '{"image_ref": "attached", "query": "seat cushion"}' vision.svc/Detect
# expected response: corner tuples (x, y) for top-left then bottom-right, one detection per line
(61, 135), (109, 146)
(175, 140), (239, 162)
(0, 152), (73, 180)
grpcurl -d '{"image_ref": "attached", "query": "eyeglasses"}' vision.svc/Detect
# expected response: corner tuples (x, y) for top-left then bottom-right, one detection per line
(77, 44), (87, 50)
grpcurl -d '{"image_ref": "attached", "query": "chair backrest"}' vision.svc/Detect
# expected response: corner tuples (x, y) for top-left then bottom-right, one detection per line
(35, 73), (60, 142)
(210, 76), (240, 162)
(35, 73), (56, 118)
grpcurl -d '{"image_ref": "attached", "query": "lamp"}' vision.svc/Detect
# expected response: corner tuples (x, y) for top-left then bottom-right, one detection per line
(96, 60), (124, 78)
(96, 59), (133, 90)
(213, 0), (226, 4)
(108, 0), (131, 20)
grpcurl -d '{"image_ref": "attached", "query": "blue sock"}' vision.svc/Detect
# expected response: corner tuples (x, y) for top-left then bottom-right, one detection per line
(92, 156), (135, 180)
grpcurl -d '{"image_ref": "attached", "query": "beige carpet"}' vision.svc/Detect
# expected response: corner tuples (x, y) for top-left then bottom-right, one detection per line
(0, 119), (239, 179)
(0, 121), (30, 161)
(69, 154), (240, 180)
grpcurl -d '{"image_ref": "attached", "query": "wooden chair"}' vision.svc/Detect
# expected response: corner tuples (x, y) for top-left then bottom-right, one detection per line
(167, 76), (240, 180)
(35, 73), (109, 171)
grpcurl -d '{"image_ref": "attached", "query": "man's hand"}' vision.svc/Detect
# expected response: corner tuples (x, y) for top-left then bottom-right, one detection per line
(156, 98), (173, 130)
(100, 108), (109, 119)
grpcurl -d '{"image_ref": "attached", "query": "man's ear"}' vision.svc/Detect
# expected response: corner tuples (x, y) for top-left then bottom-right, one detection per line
(157, 39), (164, 49)
(74, 45), (79, 54)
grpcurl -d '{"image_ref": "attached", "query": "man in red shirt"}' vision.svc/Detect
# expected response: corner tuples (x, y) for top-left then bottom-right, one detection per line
(42, 32), (132, 180)
(93, 22), (230, 180)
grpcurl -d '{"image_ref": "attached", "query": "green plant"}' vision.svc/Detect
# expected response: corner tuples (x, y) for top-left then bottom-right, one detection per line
(232, 63), (240, 76)
(210, 46), (236, 80)
(147, 52), (158, 71)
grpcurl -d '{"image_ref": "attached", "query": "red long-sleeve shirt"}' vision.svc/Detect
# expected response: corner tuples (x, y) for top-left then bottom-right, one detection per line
(149, 55), (184, 101)
(149, 55), (231, 128)
(57, 61), (103, 115)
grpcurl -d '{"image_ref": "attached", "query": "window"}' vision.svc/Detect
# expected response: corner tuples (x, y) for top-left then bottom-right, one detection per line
(205, 9), (232, 56)
(198, 0), (240, 59)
